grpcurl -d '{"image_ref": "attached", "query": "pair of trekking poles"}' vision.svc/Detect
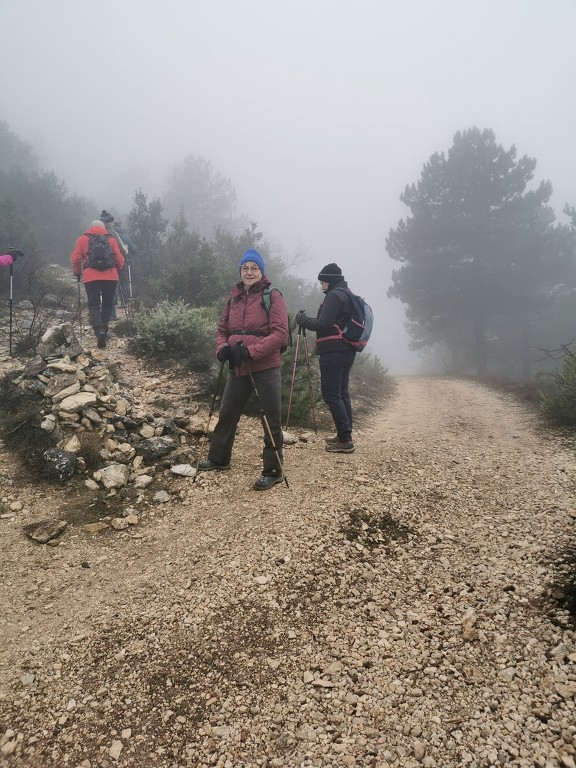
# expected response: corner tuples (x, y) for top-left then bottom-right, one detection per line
(285, 323), (318, 433)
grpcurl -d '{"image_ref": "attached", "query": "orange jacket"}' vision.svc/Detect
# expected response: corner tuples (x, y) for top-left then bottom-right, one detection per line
(70, 224), (124, 283)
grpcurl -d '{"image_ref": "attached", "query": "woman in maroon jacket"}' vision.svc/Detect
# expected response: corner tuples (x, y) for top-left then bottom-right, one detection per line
(70, 220), (124, 348)
(198, 249), (289, 490)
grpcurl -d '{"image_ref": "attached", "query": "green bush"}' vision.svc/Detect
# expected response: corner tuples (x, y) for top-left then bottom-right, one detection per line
(541, 352), (576, 426)
(129, 299), (217, 372)
(352, 352), (396, 394)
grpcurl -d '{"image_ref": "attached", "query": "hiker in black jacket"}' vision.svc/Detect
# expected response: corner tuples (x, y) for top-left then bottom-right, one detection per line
(295, 263), (357, 453)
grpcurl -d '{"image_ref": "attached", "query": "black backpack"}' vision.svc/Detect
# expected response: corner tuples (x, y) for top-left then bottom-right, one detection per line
(85, 233), (115, 271)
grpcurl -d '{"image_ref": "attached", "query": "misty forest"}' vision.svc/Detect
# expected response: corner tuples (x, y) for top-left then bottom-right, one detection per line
(1, 118), (576, 423)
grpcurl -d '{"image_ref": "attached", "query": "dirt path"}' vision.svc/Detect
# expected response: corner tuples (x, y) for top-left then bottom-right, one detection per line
(1, 376), (576, 767)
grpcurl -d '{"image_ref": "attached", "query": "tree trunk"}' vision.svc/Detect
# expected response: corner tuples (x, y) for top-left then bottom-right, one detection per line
(521, 316), (531, 382)
(475, 316), (487, 376)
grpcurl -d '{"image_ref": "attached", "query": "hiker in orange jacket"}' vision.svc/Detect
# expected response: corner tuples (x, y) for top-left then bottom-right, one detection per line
(70, 220), (124, 348)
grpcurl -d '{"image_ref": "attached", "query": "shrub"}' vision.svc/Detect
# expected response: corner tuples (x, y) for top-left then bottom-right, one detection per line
(352, 352), (396, 396)
(541, 351), (576, 427)
(7, 259), (78, 356)
(129, 299), (217, 372)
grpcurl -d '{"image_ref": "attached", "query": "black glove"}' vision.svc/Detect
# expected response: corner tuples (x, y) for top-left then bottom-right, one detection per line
(8, 248), (24, 261)
(295, 310), (308, 326)
(216, 345), (232, 363)
(74, 273), (82, 282)
(237, 342), (251, 361)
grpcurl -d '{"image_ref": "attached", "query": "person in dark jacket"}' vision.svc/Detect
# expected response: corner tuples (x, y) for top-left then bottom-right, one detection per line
(100, 210), (137, 318)
(295, 263), (356, 453)
(198, 249), (290, 490)
(70, 220), (124, 348)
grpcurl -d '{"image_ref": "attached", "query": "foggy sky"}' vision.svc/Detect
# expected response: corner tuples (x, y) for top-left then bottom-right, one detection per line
(1, 0), (575, 373)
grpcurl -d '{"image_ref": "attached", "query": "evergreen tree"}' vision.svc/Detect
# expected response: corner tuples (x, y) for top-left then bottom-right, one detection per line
(126, 190), (169, 288)
(387, 127), (575, 377)
(162, 155), (238, 238)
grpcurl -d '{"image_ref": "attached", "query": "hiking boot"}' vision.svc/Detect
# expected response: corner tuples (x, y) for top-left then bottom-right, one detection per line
(96, 331), (107, 349)
(325, 440), (355, 453)
(197, 460), (230, 471)
(253, 474), (283, 491)
(325, 435), (339, 445)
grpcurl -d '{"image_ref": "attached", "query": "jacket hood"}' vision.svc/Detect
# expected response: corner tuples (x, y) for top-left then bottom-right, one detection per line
(85, 225), (108, 235)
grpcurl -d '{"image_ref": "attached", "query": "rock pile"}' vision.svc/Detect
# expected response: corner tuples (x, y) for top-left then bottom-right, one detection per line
(8, 323), (205, 496)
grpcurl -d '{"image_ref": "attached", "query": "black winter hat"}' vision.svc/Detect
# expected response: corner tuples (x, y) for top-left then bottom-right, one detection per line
(100, 210), (114, 224)
(318, 263), (343, 283)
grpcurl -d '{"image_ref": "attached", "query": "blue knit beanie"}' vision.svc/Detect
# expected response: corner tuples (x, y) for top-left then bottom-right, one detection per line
(239, 249), (265, 275)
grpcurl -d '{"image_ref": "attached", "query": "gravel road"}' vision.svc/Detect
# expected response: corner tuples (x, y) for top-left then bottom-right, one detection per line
(1, 376), (576, 768)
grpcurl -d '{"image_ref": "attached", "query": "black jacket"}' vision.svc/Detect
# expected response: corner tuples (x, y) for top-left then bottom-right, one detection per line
(300, 278), (354, 354)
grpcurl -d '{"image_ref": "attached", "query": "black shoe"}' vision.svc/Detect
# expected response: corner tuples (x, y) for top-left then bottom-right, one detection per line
(96, 332), (107, 349)
(325, 440), (355, 453)
(253, 474), (283, 491)
(197, 460), (230, 471)
(325, 435), (339, 445)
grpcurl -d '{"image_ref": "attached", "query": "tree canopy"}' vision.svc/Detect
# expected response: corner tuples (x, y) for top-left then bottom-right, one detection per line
(387, 127), (576, 378)
(162, 155), (238, 239)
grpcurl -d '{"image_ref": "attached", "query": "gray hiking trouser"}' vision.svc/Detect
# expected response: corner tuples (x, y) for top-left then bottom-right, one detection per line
(208, 367), (283, 475)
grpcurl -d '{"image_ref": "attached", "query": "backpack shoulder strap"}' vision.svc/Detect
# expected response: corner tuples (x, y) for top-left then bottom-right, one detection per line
(332, 286), (353, 313)
(260, 285), (291, 349)
(262, 285), (282, 313)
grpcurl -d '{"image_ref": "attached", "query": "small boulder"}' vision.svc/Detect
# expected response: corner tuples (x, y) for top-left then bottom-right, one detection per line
(135, 436), (178, 461)
(36, 322), (83, 359)
(42, 448), (76, 483)
(23, 518), (67, 544)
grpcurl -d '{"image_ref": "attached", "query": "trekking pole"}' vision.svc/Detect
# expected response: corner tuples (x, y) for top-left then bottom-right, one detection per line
(192, 360), (226, 483)
(8, 260), (14, 357)
(284, 324), (301, 429)
(76, 274), (83, 343)
(127, 262), (133, 299)
(244, 351), (288, 488)
(117, 281), (132, 324)
(301, 327), (318, 433)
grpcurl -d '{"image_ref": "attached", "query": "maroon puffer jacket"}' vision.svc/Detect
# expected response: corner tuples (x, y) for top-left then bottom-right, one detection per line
(216, 277), (289, 376)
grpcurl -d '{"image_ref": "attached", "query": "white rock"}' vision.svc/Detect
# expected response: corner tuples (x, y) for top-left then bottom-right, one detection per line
(134, 474), (153, 488)
(109, 739), (123, 760)
(99, 464), (129, 489)
(57, 391), (98, 412)
(170, 463), (196, 477)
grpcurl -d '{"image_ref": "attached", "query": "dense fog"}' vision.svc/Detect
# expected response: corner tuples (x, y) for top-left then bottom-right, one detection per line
(1, 0), (575, 373)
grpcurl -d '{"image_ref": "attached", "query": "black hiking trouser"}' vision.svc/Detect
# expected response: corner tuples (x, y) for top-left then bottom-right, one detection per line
(319, 348), (356, 442)
(84, 280), (116, 336)
(208, 367), (283, 476)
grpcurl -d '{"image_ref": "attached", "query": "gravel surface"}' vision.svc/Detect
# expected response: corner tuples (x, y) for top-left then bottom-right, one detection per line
(1, 373), (576, 768)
